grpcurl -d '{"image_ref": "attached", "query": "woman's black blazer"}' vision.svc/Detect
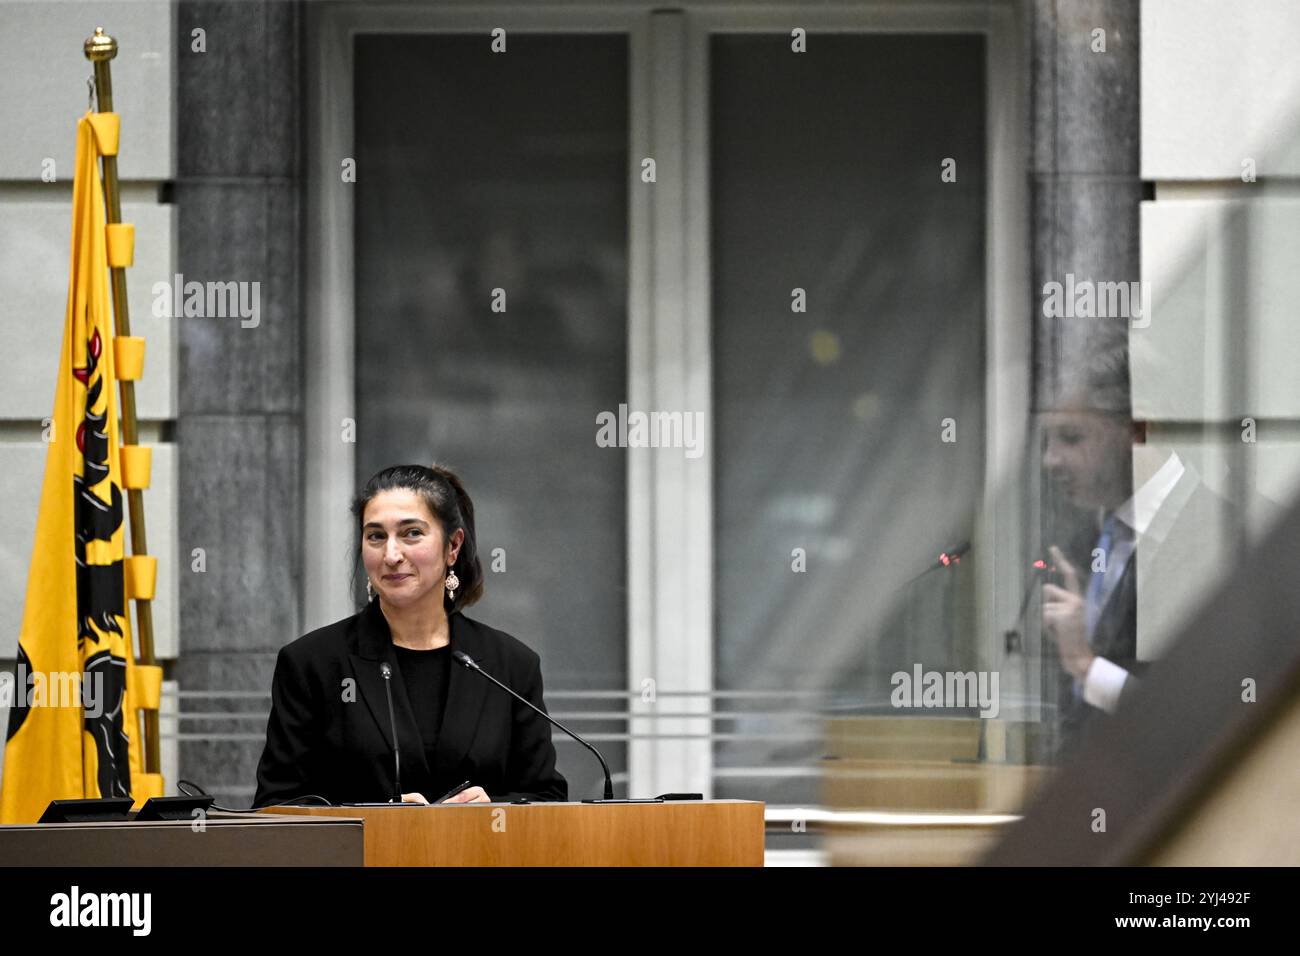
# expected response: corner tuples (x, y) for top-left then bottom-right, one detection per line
(253, 599), (568, 806)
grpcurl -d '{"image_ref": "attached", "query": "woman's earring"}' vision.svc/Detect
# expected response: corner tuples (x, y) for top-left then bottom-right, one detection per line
(444, 564), (460, 602)
(366, 579), (375, 601)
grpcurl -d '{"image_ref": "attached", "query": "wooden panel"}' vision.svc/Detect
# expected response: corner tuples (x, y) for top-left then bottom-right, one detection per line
(262, 800), (764, 867)
(824, 759), (1052, 813)
(820, 731), (1048, 864)
(825, 823), (1011, 866)
(826, 717), (984, 761)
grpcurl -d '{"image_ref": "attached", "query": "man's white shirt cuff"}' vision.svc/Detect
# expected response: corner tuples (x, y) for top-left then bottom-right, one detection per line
(1082, 656), (1128, 714)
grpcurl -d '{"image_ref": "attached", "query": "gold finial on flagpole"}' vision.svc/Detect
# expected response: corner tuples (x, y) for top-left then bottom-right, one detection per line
(84, 26), (118, 62)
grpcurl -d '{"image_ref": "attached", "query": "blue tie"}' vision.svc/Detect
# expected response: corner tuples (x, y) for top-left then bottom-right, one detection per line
(1084, 514), (1117, 640)
(1074, 514), (1117, 702)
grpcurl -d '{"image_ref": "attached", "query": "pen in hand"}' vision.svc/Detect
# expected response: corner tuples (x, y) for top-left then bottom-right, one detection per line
(435, 780), (473, 804)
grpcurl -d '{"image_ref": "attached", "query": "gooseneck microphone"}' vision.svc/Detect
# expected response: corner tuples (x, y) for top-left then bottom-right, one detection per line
(379, 662), (402, 802)
(900, 541), (971, 589)
(453, 650), (617, 801)
(1004, 553), (1063, 654)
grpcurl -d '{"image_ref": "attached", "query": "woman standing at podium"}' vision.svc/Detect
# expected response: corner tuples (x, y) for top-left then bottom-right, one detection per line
(253, 464), (568, 807)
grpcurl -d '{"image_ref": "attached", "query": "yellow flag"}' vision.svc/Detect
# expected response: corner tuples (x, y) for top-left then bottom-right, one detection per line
(0, 114), (145, 823)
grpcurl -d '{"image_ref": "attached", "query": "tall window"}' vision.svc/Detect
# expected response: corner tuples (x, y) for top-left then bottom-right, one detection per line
(353, 34), (630, 798)
(710, 34), (987, 802)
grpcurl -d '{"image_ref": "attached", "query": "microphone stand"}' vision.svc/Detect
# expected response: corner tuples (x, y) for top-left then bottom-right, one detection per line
(454, 651), (663, 804)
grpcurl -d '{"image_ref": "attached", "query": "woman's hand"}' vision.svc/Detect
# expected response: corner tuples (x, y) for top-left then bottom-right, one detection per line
(400, 792), (430, 804)
(441, 785), (491, 804)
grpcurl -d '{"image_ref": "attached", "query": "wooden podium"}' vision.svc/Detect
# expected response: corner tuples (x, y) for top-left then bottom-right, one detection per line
(261, 800), (764, 867)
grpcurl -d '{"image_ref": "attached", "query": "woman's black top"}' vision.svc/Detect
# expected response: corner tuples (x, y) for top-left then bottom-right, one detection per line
(390, 643), (452, 795)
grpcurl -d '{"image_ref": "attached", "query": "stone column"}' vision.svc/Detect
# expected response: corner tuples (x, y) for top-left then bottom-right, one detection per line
(1031, 0), (1142, 407)
(173, 0), (304, 807)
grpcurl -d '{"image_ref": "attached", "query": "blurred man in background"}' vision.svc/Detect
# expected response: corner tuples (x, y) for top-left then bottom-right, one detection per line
(1041, 347), (1243, 755)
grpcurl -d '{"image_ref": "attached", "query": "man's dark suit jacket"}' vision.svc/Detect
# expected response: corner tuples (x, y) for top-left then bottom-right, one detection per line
(253, 599), (568, 807)
(1057, 471), (1246, 754)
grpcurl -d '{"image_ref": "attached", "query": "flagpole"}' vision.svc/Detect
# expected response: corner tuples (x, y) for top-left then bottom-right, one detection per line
(84, 27), (161, 777)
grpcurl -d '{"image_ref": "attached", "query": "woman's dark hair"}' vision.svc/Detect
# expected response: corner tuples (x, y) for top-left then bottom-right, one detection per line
(350, 463), (485, 614)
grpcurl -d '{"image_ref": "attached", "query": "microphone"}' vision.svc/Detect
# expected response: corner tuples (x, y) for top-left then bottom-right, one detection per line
(1003, 555), (1061, 654)
(453, 650), (617, 801)
(896, 540), (1050, 655)
(379, 662), (402, 802)
(900, 540), (971, 589)
(895, 540), (1039, 657)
